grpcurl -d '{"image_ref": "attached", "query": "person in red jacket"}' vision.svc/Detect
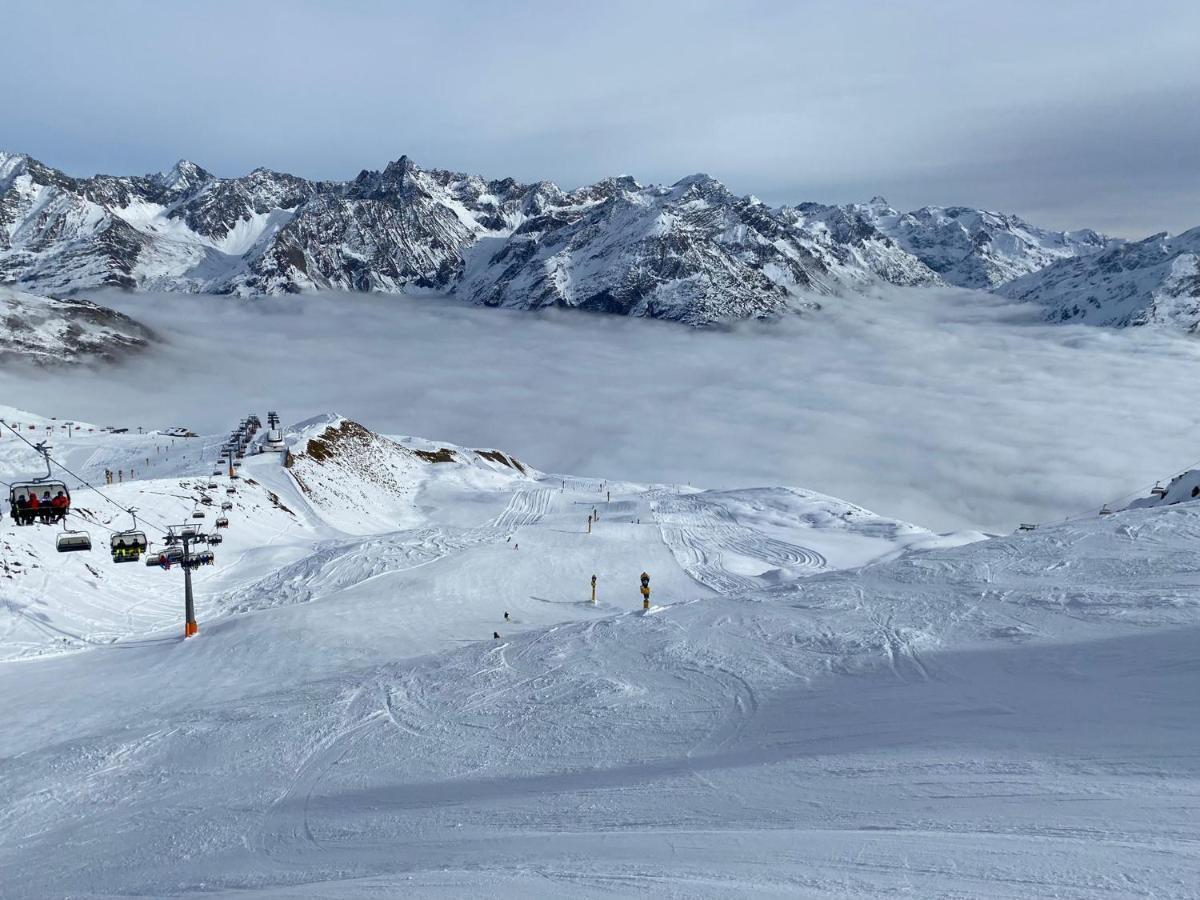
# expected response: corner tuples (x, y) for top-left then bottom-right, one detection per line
(27, 492), (40, 525)
(51, 490), (69, 523)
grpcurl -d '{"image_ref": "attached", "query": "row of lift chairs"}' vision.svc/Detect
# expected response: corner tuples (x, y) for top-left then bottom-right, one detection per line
(6, 414), (263, 565)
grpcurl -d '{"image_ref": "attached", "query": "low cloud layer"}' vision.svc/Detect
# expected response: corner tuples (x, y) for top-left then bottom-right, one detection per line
(4, 288), (1199, 534)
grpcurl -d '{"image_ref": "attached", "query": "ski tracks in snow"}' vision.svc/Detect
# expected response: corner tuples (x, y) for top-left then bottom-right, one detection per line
(222, 489), (555, 614)
(651, 490), (827, 596)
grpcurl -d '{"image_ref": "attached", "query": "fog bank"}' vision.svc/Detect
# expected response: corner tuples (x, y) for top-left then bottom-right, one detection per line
(3, 288), (1197, 533)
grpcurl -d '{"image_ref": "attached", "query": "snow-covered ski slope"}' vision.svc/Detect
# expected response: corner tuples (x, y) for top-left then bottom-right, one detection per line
(2, 408), (1199, 897)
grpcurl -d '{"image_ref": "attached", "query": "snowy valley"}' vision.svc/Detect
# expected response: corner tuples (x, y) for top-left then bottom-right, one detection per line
(2, 406), (1199, 897)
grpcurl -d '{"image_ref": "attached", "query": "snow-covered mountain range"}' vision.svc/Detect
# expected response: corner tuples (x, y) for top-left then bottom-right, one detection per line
(0, 284), (153, 365)
(1, 151), (1152, 326)
(999, 226), (1200, 331)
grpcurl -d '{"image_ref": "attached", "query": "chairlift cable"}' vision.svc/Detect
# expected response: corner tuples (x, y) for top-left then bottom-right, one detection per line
(2, 421), (173, 533)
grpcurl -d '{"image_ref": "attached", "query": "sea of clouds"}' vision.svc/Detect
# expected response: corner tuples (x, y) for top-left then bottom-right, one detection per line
(3, 286), (1198, 533)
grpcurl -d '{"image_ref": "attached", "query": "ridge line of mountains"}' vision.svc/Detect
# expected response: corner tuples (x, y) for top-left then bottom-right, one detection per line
(2, 151), (1197, 329)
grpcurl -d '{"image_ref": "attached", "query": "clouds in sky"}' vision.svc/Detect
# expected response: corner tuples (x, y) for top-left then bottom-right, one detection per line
(2, 0), (1197, 236)
(4, 288), (1199, 534)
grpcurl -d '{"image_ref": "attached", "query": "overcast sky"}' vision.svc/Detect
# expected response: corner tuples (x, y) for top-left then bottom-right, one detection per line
(3, 1), (1197, 237)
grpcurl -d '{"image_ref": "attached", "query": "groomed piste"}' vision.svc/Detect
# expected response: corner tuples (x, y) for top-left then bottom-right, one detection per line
(1, 406), (1198, 898)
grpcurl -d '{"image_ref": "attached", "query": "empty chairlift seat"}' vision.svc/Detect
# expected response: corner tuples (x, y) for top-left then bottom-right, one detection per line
(57, 530), (92, 553)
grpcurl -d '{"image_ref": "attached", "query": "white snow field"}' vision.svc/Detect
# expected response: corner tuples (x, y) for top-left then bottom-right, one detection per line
(2, 408), (1199, 897)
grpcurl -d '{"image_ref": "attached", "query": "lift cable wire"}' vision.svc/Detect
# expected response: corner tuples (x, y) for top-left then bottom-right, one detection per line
(2, 422), (176, 535)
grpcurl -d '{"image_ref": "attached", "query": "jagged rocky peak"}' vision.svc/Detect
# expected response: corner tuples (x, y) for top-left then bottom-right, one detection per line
(346, 155), (426, 202)
(668, 172), (735, 204)
(155, 158), (212, 194)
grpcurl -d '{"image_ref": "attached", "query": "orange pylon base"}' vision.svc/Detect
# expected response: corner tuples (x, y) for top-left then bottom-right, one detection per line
(185, 621), (199, 637)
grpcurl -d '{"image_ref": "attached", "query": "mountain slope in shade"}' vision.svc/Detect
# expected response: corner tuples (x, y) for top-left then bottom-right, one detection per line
(0, 150), (1120, 325)
(0, 285), (154, 365)
(997, 227), (1200, 330)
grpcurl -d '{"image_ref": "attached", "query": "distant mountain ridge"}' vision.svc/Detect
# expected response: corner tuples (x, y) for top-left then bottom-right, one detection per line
(2, 150), (1175, 327)
(998, 227), (1200, 331)
(0, 284), (153, 365)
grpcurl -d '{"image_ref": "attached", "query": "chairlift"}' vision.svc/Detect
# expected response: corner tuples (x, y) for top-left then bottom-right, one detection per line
(207, 482), (217, 489)
(207, 532), (223, 545)
(56, 529), (92, 553)
(1099, 504), (1114, 516)
(110, 515), (148, 561)
(1017, 523), (1037, 532)
(200, 495), (213, 506)
(7, 442), (71, 526)
(215, 516), (229, 529)
(191, 509), (205, 519)
(1151, 481), (1168, 498)
(226, 486), (236, 495)
(221, 500), (232, 510)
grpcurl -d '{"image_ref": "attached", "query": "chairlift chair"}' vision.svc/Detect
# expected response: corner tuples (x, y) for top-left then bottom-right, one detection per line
(1151, 482), (1168, 498)
(207, 532), (223, 545)
(111, 529), (148, 563)
(1099, 504), (1114, 516)
(191, 509), (205, 519)
(7, 443), (71, 525)
(221, 500), (233, 510)
(226, 486), (236, 495)
(215, 516), (229, 529)
(56, 529), (92, 553)
(1017, 523), (1037, 532)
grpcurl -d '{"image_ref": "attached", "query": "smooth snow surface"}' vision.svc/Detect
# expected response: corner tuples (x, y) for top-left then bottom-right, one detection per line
(2, 408), (1199, 898)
